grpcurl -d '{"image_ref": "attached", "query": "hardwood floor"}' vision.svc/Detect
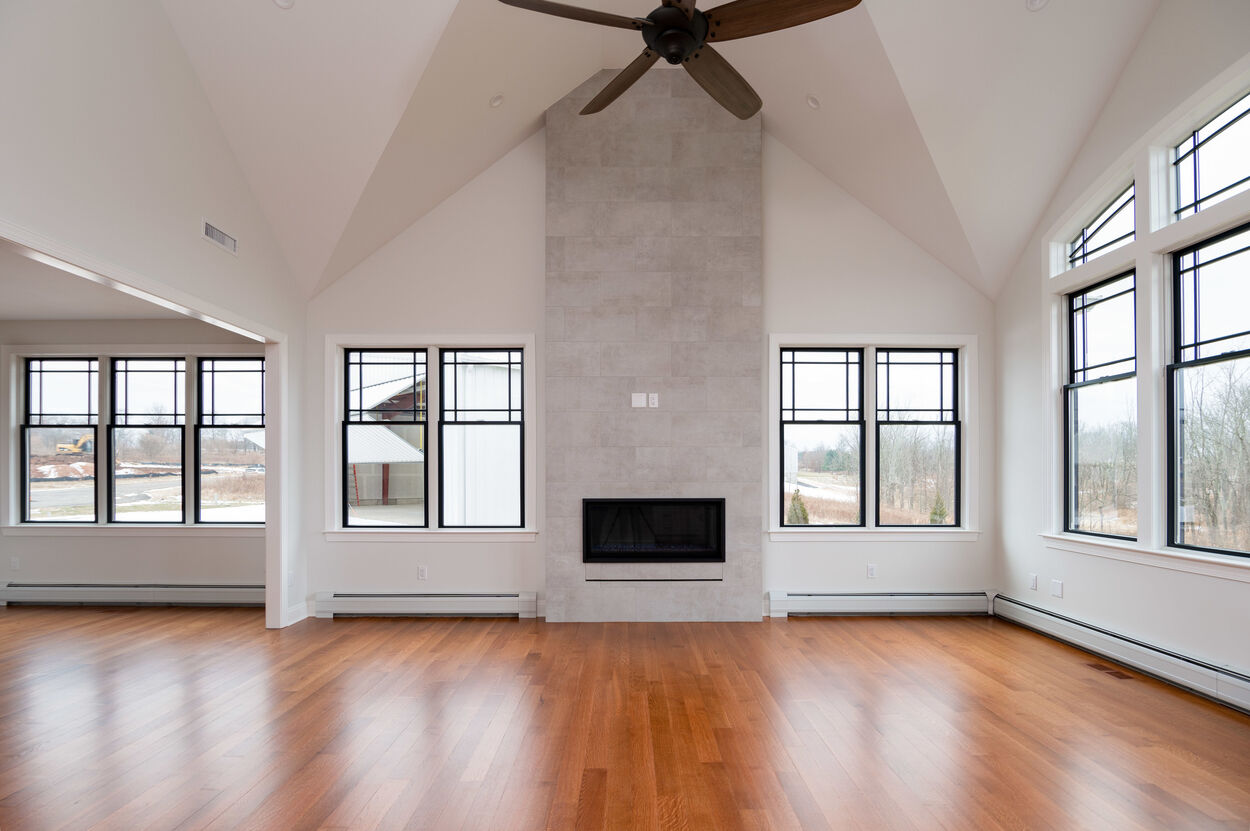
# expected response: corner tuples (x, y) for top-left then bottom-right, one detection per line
(1, 608), (1248, 830)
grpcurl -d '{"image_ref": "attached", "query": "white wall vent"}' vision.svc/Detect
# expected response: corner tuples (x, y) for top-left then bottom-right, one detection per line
(314, 592), (537, 619)
(202, 220), (237, 255)
(767, 591), (991, 617)
(0, 583), (263, 606)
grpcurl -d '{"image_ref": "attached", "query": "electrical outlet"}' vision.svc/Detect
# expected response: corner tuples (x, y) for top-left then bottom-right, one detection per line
(648, 393), (659, 408)
(866, 563), (877, 579)
(1050, 579), (1063, 598)
(1028, 573), (1038, 590)
(418, 565), (428, 581)
(10, 557), (20, 571)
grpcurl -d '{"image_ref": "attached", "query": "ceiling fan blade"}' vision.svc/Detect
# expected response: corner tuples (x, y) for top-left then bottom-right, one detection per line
(496, 0), (650, 31)
(661, 0), (696, 19)
(681, 44), (761, 120)
(581, 49), (661, 115)
(703, 0), (860, 42)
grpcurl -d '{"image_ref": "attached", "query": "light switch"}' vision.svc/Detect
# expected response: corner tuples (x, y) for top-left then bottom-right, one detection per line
(631, 392), (647, 408)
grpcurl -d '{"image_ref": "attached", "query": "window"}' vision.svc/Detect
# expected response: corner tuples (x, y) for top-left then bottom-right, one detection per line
(780, 349), (864, 526)
(440, 349), (523, 528)
(109, 359), (186, 522)
(197, 358), (266, 523)
(1046, 83), (1250, 563)
(1065, 273), (1137, 539)
(17, 354), (264, 526)
(1174, 90), (1250, 220)
(343, 349), (428, 528)
(21, 359), (98, 522)
(876, 350), (958, 527)
(1169, 222), (1250, 555)
(778, 347), (965, 529)
(1069, 184), (1135, 268)
(339, 347), (525, 530)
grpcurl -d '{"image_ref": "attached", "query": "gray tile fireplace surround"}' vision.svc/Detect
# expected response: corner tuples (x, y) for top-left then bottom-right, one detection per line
(544, 69), (763, 621)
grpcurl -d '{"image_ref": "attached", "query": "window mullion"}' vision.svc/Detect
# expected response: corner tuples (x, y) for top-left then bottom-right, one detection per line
(97, 354), (109, 524)
(427, 351), (440, 529)
(184, 357), (197, 526)
(864, 347), (877, 527)
(1137, 250), (1164, 550)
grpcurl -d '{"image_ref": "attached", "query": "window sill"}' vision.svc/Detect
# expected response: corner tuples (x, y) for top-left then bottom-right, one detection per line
(323, 529), (539, 543)
(1039, 533), (1250, 584)
(3, 525), (264, 538)
(769, 528), (981, 543)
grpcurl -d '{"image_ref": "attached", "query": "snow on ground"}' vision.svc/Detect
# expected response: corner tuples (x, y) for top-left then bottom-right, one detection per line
(198, 505), (265, 522)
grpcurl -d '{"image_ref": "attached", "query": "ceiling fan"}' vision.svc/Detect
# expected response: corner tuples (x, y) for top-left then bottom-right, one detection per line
(496, 0), (861, 120)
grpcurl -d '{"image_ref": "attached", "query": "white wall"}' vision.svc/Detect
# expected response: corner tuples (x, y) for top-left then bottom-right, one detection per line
(2, 91), (994, 614)
(305, 131), (547, 602)
(762, 136), (997, 594)
(0, 319), (264, 586)
(0, 0), (307, 625)
(0, 1), (301, 337)
(995, 0), (1250, 673)
(303, 126), (1000, 609)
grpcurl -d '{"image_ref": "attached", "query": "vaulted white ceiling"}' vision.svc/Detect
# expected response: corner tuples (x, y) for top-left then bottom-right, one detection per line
(159, 0), (1162, 298)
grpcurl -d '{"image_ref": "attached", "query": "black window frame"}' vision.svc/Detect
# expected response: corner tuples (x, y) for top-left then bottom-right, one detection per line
(1167, 220), (1250, 557)
(1173, 90), (1250, 220)
(779, 347), (866, 528)
(1069, 183), (1136, 268)
(107, 357), (188, 524)
(874, 348), (961, 528)
(342, 348), (430, 529)
(1064, 271), (1138, 542)
(20, 358), (99, 524)
(195, 357), (266, 525)
(437, 347), (525, 530)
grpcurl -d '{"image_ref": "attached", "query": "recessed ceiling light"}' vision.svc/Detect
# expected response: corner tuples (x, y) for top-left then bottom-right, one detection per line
(806, 94), (820, 110)
(1025, 0), (1048, 10)
(273, 0), (294, 8)
(489, 94), (505, 109)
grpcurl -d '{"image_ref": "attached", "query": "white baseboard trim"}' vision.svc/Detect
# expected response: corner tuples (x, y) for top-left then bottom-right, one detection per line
(282, 601), (308, 627)
(994, 595), (1250, 714)
(313, 591), (538, 619)
(0, 583), (264, 606)
(767, 590), (990, 618)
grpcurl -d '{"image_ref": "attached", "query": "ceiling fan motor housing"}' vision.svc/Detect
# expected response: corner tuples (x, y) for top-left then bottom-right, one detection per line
(643, 6), (708, 64)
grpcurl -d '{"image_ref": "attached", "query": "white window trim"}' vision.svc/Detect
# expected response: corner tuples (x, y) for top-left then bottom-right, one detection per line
(1039, 58), (1250, 573)
(2, 343), (265, 532)
(767, 332), (981, 541)
(323, 333), (539, 540)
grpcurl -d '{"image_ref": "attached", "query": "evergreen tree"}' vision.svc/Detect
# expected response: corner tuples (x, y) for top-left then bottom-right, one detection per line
(929, 491), (949, 524)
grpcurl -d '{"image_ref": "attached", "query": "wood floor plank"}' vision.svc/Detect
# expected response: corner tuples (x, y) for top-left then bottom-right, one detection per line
(1, 608), (1249, 830)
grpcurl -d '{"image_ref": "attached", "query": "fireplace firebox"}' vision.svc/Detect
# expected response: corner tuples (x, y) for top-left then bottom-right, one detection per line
(582, 498), (725, 564)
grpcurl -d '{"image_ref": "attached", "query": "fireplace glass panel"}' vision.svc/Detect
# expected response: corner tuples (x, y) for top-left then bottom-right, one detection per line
(583, 498), (725, 563)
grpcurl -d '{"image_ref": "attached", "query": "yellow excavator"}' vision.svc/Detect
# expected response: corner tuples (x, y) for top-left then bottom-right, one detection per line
(55, 434), (94, 454)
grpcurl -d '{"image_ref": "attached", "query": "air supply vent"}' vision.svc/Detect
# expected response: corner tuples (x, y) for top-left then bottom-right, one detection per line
(202, 220), (237, 255)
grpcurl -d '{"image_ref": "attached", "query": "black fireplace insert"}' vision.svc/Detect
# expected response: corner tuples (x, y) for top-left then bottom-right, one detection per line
(582, 498), (725, 563)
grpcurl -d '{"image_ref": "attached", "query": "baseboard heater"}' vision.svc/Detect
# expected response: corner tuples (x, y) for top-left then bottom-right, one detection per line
(994, 595), (1250, 714)
(0, 583), (263, 606)
(768, 591), (990, 617)
(314, 592), (537, 619)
